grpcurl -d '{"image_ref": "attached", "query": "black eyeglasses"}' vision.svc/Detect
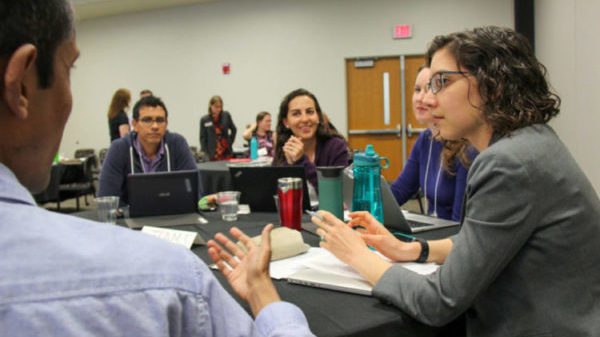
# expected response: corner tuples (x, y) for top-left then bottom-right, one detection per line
(138, 117), (166, 127)
(428, 71), (475, 94)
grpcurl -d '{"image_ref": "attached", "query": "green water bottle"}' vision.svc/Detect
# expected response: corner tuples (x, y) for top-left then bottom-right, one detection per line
(317, 166), (345, 219)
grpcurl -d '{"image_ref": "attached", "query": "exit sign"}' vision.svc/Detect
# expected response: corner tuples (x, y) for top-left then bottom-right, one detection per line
(393, 25), (412, 39)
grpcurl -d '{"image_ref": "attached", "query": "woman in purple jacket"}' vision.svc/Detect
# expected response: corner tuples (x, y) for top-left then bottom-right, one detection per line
(390, 67), (475, 221)
(274, 88), (348, 191)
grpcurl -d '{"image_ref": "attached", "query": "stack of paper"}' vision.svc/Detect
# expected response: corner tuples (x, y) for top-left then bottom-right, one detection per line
(270, 247), (440, 296)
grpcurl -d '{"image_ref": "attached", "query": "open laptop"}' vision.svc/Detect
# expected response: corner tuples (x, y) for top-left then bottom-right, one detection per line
(229, 166), (311, 212)
(125, 169), (205, 229)
(342, 173), (459, 233)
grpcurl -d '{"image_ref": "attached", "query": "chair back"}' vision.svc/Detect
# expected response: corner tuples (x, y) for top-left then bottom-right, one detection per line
(99, 148), (108, 165)
(74, 148), (95, 158)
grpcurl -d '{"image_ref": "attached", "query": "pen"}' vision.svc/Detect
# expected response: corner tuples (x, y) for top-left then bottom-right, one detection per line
(305, 210), (323, 221)
(306, 211), (327, 242)
(392, 232), (417, 242)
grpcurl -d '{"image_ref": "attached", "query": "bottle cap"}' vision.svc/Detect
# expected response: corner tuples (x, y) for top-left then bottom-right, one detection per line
(353, 144), (381, 167)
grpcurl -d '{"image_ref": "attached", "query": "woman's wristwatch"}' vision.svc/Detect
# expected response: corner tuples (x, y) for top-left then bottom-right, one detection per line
(415, 238), (429, 263)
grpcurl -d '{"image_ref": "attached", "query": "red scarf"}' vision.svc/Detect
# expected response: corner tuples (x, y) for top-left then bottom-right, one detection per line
(211, 115), (232, 161)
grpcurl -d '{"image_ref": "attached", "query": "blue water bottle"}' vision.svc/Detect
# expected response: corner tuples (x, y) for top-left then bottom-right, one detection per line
(352, 145), (389, 223)
(250, 135), (258, 160)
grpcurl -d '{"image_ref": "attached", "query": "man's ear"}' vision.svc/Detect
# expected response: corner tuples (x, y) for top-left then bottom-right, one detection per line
(3, 44), (37, 120)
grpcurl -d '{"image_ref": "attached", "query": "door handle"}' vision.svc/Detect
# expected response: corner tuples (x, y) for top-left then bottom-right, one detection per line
(348, 124), (402, 137)
(406, 124), (426, 138)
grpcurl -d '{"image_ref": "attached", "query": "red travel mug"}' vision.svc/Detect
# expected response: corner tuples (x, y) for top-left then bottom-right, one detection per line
(277, 177), (303, 231)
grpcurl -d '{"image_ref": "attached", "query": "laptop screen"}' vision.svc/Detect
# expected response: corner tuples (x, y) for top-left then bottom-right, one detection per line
(229, 166), (311, 212)
(127, 169), (199, 217)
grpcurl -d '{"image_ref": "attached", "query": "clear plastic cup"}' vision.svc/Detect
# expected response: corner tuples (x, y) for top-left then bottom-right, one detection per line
(95, 196), (120, 224)
(217, 191), (241, 221)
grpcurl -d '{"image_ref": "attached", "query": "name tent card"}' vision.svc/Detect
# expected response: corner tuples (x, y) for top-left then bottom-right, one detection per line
(141, 226), (205, 249)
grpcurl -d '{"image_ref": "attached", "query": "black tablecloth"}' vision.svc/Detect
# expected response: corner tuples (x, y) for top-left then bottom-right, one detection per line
(75, 210), (464, 336)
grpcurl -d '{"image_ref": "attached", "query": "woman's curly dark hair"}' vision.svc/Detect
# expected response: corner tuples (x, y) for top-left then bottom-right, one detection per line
(274, 88), (344, 165)
(425, 26), (561, 137)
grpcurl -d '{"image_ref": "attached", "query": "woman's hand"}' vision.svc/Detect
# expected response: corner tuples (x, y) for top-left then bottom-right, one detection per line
(207, 224), (280, 317)
(242, 122), (257, 141)
(349, 211), (420, 262)
(312, 211), (393, 285)
(313, 211), (371, 265)
(283, 135), (304, 164)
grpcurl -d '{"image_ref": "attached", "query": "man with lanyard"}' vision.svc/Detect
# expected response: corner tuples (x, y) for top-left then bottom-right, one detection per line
(98, 95), (199, 206)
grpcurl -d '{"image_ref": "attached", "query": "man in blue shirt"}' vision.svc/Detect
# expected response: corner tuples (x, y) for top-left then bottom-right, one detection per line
(0, 1), (313, 336)
(99, 95), (201, 206)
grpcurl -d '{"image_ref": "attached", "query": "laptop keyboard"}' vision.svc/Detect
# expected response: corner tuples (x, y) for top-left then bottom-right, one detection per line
(407, 220), (431, 228)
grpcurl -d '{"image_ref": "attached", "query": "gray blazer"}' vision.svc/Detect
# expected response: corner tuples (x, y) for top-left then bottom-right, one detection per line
(373, 124), (600, 337)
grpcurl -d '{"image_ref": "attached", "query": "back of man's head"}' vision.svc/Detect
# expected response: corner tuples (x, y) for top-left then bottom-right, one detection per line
(132, 96), (169, 120)
(0, 0), (74, 88)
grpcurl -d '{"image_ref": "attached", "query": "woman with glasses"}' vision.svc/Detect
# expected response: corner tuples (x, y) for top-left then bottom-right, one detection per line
(390, 66), (476, 221)
(311, 26), (600, 336)
(200, 95), (237, 161)
(107, 88), (131, 142)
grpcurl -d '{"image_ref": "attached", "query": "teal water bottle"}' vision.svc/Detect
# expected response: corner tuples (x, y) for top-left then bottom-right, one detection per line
(352, 145), (389, 223)
(250, 135), (258, 160)
(317, 166), (344, 219)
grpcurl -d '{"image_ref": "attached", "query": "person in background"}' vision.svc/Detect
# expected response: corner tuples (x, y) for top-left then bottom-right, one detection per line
(200, 95), (237, 161)
(311, 26), (600, 337)
(390, 66), (476, 221)
(274, 88), (348, 190)
(139, 89), (153, 98)
(0, 1), (313, 335)
(99, 96), (199, 206)
(108, 88), (131, 142)
(243, 111), (274, 157)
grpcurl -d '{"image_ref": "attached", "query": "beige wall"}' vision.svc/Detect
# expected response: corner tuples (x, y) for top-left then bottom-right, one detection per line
(536, 0), (600, 195)
(65, 0), (513, 153)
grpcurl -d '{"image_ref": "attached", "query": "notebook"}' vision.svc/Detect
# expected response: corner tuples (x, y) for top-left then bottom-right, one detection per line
(342, 172), (459, 233)
(125, 170), (201, 228)
(287, 268), (372, 296)
(229, 166), (311, 212)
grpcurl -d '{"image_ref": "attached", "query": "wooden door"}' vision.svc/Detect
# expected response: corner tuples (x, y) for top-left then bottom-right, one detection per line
(346, 56), (425, 182)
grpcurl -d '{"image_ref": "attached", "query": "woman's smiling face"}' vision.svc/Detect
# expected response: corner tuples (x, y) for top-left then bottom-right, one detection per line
(283, 95), (320, 140)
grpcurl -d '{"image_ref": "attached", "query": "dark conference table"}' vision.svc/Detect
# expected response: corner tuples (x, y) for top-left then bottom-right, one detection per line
(78, 210), (464, 336)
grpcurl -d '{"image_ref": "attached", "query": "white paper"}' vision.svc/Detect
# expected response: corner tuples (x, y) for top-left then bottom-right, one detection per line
(269, 247), (322, 279)
(237, 204), (251, 214)
(269, 247), (440, 281)
(141, 226), (204, 249)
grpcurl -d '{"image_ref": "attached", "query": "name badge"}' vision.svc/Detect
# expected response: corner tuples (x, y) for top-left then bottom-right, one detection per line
(204, 121), (213, 127)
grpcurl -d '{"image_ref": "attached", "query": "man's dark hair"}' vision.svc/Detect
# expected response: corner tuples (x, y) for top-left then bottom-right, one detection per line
(0, 0), (74, 88)
(132, 96), (169, 120)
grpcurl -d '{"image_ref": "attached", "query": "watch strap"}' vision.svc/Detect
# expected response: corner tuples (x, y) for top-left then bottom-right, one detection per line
(415, 239), (429, 263)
